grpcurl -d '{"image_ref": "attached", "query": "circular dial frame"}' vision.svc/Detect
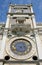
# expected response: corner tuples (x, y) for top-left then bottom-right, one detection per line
(11, 39), (32, 55)
(6, 37), (36, 60)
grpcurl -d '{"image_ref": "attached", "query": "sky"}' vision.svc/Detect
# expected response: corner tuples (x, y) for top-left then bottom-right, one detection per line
(0, 0), (42, 23)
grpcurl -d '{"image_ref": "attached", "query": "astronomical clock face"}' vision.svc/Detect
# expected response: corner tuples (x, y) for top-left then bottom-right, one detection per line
(11, 39), (32, 55)
(6, 37), (36, 60)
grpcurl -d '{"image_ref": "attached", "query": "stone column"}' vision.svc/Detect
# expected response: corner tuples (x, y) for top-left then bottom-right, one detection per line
(30, 5), (42, 59)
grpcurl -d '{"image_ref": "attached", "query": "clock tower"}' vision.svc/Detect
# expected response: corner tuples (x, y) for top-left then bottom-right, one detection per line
(0, 4), (42, 65)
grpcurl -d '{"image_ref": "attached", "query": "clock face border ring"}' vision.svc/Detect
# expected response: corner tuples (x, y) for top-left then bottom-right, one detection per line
(6, 37), (36, 60)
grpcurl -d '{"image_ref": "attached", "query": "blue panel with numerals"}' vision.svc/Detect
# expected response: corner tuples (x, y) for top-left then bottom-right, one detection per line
(15, 42), (27, 52)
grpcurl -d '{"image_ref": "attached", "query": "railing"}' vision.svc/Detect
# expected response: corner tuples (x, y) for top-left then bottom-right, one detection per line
(7, 13), (34, 16)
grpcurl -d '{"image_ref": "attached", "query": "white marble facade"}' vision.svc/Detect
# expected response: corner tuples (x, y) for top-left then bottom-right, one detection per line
(0, 4), (42, 65)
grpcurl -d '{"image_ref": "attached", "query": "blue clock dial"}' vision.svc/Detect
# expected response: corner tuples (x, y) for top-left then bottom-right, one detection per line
(15, 42), (27, 52)
(11, 39), (32, 55)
